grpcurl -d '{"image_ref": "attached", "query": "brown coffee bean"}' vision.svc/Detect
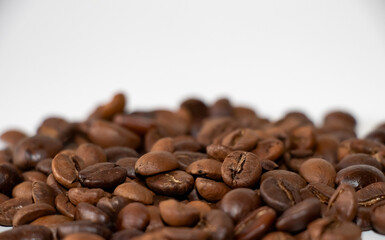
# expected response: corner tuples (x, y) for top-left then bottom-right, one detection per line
(195, 177), (230, 202)
(262, 232), (295, 240)
(0, 197), (33, 226)
(336, 165), (385, 190)
(299, 158), (336, 187)
(290, 125), (316, 150)
(261, 170), (307, 190)
(116, 202), (150, 230)
(47, 173), (66, 196)
(88, 93), (126, 121)
(234, 206), (276, 240)
(96, 195), (131, 221)
(13, 202), (56, 226)
(146, 205), (164, 232)
(12, 181), (33, 200)
(56, 220), (111, 239)
(175, 151), (208, 170)
(52, 153), (84, 189)
(0, 224), (53, 240)
(37, 117), (73, 142)
(113, 182), (154, 205)
(0, 193), (9, 204)
(355, 206), (372, 231)
(252, 138), (285, 162)
(146, 170), (194, 196)
(371, 201), (385, 234)
(173, 135), (201, 152)
(0, 163), (22, 195)
(76, 143), (107, 167)
(88, 120), (140, 149)
(206, 144), (233, 161)
(199, 209), (234, 240)
(159, 199), (200, 227)
(135, 151), (179, 176)
(337, 153), (382, 171)
(324, 111), (356, 129)
(276, 198), (321, 232)
(35, 158), (53, 175)
(186, 158), (222, 181)
(307, 218), (361, 240)
(13, 135), (62, 170)
(219, 188), (260, 223)
(221, 151), (262, 188)
(64, 232), (105, 240)
(116, 157), (138, 179)
(151, 137), (175, 152)
(23, 170), (47, 183)
(111, 228), (143, 240)
(68, 187), (108, 205)
(31, 214), (73, 227)
(75, 202), (110, 225)
(0, 129), (28, 148)
(104, 146), (139, 162)
(135, 227), (209, 240)
(32, 181), (55, 207)
(356, 182), (385, 207)
(260, 176), (302, 212)
(221, 128), (259, 151)
(0, 148), (12, 164)
(113, 113), (156, 135)
(56, 193), (76, 219)
(326, 183), (357, 221)
(314, 134), (339, 165)
(79, 162), (126, 189)
(301, 182), (335, 204)
(197, 118), (235, 146)
(261, 159), (279, 171)
(187, 201), (211, 218)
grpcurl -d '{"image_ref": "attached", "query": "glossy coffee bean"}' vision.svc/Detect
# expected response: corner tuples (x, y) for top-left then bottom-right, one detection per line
(195, 177), (231, 202)
(307, 218), (361, 240)
(79, 162), (126, 189)
(116, 202), (150, 230)
(113, 182), (154, 205)
(146, 170), (194, 196)
(151, 137), (175, 152)
(31, 214), (73, 227)
(336, 153), (382, 171)
(75, 202), (110, 225)
(135, 151), (179, 176)
(299, 158), (336, 187)
(0, 163), (22, 195)
(356, 182), (385, 207)
(186, 158), (222, 181)
(326, 183), (357, 221)
(0, 224), (53, 240)
(75, 143), (107, 167)
(12, 202), (56, 226)
(336, 165), (385, 190)
(68, 187), (108, 205)
(52, 153), (84, 189)
(261, 170), (307, 190)
(159, 199), (200, 227)
(200, 209), (234, 240)
(301, 182), (335, 204)
(0, 197), (33, 226)
(221, 151), (262, 188)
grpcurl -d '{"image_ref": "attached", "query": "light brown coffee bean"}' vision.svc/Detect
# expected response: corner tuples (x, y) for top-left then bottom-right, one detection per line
(299, 158), (336, 187)
(55, 193), (77, 219)
(186, 158), (222, 181)
(75, 202), (110, 225)
(135, 151), (179, 176)
(114, 182), (155, 205)
(68, 188), (108, 205)
(32, 181), (55, 207)
(0, 197), (33, 226)
(52, 153), (84, 189)
(116, 202), (150, 230)
(12, 202), (56, 226)
(12, 181), (33, 200)
(195, 177), (231, 202)
(31, 214), (73, 227)
(159, 199), (200, 227)
(76, 143), (107, 167)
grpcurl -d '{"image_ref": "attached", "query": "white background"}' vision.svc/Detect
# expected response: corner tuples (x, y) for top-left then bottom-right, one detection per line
(0, 0), (385, 238)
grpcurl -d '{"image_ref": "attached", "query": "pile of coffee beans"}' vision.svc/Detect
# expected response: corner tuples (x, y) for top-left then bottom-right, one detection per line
(1, 93), (385, 240)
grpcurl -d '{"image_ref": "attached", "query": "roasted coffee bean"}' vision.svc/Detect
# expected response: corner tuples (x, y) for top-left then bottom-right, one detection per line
(12, 181), (33, 200)
(56, 193), (76, 219)
(0, 163), (22, 195)
(52, 153), (84, 189)
(0, 148), (12, 164)
(47, 173), (66, 196)
(276, 198), (321, 232)
(355, 206), (372, 231)
(0, 197), (33, 226)
(290, 125), (316, 150)
(199, 209), (234, 240)
(326, 183), (357, 221)
(63, 232), (105, 240)
(336, 165), (385, 190)
(113, 113), (156, 136)
(0, 224), (53, 240)
(113, 182), (155, 205)
(206, 144), (233, 161)
(300, 182), (335, 204)
(31, 214), (73, 227)
(88, 120), (140, 149)
(262, 232), (295, 240)
(221, 151), (262, 188)
(35, 158), (53, 175)
(195, 177), (230, 202)
(13, 135), (62, 170)
(56, 220), (111, 239)
(116, 157), (138, 179)
(135, 227), (209, 240)
(116, 202), (150, 230)
(0, 129), (28, 148)
(32, 181), (55, 207)
(307, 218), (361, 240)
(261, 170), (307, 190)
(356, 182), (385, 207)
(146, 205), (164, 232)
(88, 93), (125, 121)
(186, 158), (222, 181)
(79, 162), (126, 189)
(252, 138), (284, 162)
(0, 193), (9, 204)
(151, 137), (175, 152)
(75, 202), (110, 225)
(299, 158), (336, 187)
(68, 187), (108, 205)
(260, 176), (302, 212)
(135, 151), (179, 176)
(234, 206), (276, 240)
(197, 118), (235, 146)
(210, 98), (233, 118)
(314, 134), (339, 165)
(96, 195), (131, 221)
(38, 117), (73, 142)
(219, 188), (260, 223)
(221, 128), (259, 151)
(371, 201), (385, 234)
(104, 146), (139, 162)
(336, 153), (382, 171)
(175, 151), (208, 170)
(261, 159), (279, 171)
(173, 135), (202, 152)
(145, 170), (194, 196)
(111, 228), (143, 240)
(12, 202), (56, 226)
(23, 170), (47, 183)
(159, 199), (200, 227)
(76, 143), (107, 167)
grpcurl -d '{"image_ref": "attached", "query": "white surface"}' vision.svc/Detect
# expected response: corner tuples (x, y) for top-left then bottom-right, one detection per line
(0, 0), (385, 238)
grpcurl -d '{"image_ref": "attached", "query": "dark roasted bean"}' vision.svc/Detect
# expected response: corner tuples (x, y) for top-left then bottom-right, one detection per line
(79, 162), (126, 189)
(326, 183), (357, 221)
(145, 170), (194, 196)
(0, 224), (53, 240)
(336, 165), (385, 190)
(116, 202), (150, 230)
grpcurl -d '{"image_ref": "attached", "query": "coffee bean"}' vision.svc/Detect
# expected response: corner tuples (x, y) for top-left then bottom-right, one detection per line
(300, 182), (335, 204)
(13, 135), (62, 170)
(56, 220), (111, 239)
(261, 159), (279, 171)
(355, 206), (372, 231)
(0, 129), (27, 149)
(116, 157), (138, 179)
(186, 158), (222, 181)
(159, 199), (200, 227)
(299, 158), (336, 187)
(336, 165), (385, 190)
(96, 195), (131, 221)
(88, 93), (126, 121)
(116, 202), (150, 230)
(290, 125), (316, 150)
(276, 198), (321, 232)
(74, 202), (110, 225)
(260, 176), (302, 212)
(146, 205), (164, 232)
(136, 227), (209, 240)
(35, 158), (53, 175)
(37, 117), (73, 142)
(199, 209), (234, 240)
(262, 232), (295, 240)
(326, 183), (357, 221)
(111, 228), (143, 240)
(52, 153), (84, 189)
(113, 182), (155, 205)
(175, 151), (208, 170)
(88, 120), (140, 149)
(0, 197), (33, 226)
(56, 193), (76, 219)
(187, 201), (211, 218)
(206, 144), (233, 161)
(47, 173), (66, 196)
(63, 232), (105, 240)
(146, 170), (194, 196)
(79, 162), (126, 189)
(76, 143), (107, 167)
(0, 163), (22, 195)
(12, 181), (33, 200)
(252, 138), (285, 162)
(173, 135), (202, 152)
(314, 134), (339, 164)
(151, 137), (175, 152)
(307, 218), (361, 240)
(0, 193), (9, 204)
(234, 206), (276, 240)
(23, 170), (47, 183)
(113, 114), (156, 135)
(135, 151), (179, 176)
(261, 170), (307, 190)
(68, 187), (108, 205)
(197, 118), (235, 146)
(221, 151), (262, 188)
(219, 188), (260, 223)
(356, 182), (385, 207)
(221, 128), (259, 151)
(336, 153), (382, 171)
(12, 202), (56, 226)
(31, 214), (73, 227)
(0, 224), (53, 240)
(104, 146), (139, 162)
(32, 181), (55, 207)
(195, 177), (230, 202)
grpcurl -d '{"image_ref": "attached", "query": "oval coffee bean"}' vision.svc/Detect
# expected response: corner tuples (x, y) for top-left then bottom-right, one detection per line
(63, 233), (105, 240)
(276, 198), (321, 232)
(159, 199), (200, 227)
(151, 137), (175, 152)
(371, 201), (385, 234)
(96, 195), (132, 221)
(219, 188), (260, 223)
(252, 138), (284, 162)
(175, 151), (208, 170)
(104, 146), (139, 163)
(307, 218), (361, 240)
(0, 163), (22, 195)
(355, 206), (372, 231)
(299, 158), (336, 187)
(326, 183), (357, 221)
(200, 209), (234, 240)
(135, 151), (179, 176)
(111, 228), (143, 240)
(32, 181), (55, 207)
(116, 157), (138, 179)
(116, 202), (150, 230)
(52, 153), (83, 189)
(23, 170), (47, 183)
(206, 144), (233, 161)
(12, 181), (33, 200)
(336, 153), (382, 171)
(0, 129), (27, 148)
(79, 162), (126, 189)
(336, 165), (385, 190)
(56, 220), (111, 239)
(12, 202), (56, 226)
(113, 182), (154, 205)
(0, 224), (53, 240)
(56, 193), (76, 219)
(146, 170), (194, 196)
(195, 177), (231, 202)
(356, 182), (385, 207)
(186, 158), (222, 181)
(221, 151), (262, 188)
(75, 143), (107, 167)
(75, 202), (110, 225)
(221, 128), (259, 151)
(262, 232), (295, 240)
(234, 206), (276, 240)
(0, 197), (33, 226)
(261, 170), (307, 190)
(13, 135), (62, 170)
(146, 205), (165, 232)
(35, 158), (53, 175)
(301, 182), (335, 204)
(31, 215), (73, 227)
(68, 188), (108, 205)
